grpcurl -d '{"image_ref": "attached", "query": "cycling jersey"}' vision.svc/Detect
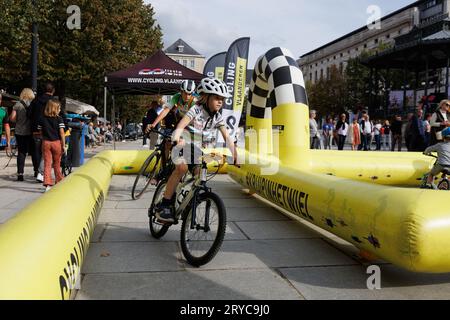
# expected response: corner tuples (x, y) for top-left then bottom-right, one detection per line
(163, 93), (197, 130)
(184, 104), (225, 148)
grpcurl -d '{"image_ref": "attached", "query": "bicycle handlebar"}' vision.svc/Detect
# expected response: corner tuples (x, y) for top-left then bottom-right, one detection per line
(424, 153), (438, 159)
(149, 128), (172, 140)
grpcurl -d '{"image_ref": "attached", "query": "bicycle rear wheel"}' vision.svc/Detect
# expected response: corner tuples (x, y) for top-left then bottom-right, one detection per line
(180, 191), (226, 267)
(148, 180), (170, 239)
(131, 151), (161, 200)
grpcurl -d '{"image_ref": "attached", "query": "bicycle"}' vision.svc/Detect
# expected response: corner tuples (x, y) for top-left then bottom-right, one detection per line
(113, 128), (124, 142)
(420, 154), (450, 190)
(2, 130), (17, 169)
(131, 129), (174, 200)
(61, 131), (73, 177)
(148, 151), (227, 267)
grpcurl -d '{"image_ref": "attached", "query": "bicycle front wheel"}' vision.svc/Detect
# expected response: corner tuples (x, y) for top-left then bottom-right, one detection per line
(180, 191), (226, 267)
(131, 151), (161, 200)
(149, 180), (170, 239)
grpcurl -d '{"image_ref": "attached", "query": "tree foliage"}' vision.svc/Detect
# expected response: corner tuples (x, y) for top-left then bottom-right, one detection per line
(0, 0), (163, 121)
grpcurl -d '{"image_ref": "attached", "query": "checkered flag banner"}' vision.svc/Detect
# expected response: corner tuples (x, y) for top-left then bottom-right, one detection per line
(248, 47), (308, 119)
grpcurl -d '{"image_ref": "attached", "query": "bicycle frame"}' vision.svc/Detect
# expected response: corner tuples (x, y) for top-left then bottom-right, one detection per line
(174, 162), (209, 222)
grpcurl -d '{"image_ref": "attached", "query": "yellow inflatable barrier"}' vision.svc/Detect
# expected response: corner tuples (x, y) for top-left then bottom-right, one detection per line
(230, 47), (450, 273)
(0, 148), (231, 300)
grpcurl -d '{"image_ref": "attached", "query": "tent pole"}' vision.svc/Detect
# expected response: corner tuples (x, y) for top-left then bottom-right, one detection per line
(112, 94), (116, 151)
(104, 87), (107, 122)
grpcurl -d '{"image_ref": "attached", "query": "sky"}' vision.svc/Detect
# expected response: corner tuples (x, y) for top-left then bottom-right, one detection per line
(145, 0), (413, 67)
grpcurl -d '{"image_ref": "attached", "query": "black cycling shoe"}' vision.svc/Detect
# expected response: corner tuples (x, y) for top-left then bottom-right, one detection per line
(155, 204), (175, 224)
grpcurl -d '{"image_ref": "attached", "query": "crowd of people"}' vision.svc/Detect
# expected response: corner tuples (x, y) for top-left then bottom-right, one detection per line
(0, 83), (66, 191)
(309, 100), (450, 152)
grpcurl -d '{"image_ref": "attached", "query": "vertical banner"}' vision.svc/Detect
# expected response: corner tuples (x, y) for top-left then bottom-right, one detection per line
(218, 37), (250, 144)
(203, 52), (227, 80)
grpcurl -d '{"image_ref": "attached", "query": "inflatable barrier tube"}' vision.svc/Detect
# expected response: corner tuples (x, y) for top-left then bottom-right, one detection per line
(228, 155), (450, 273)
(0, 152), (115, 299)
(232, 47), (450, 273)
(0, 148), (234, 299)
(307, 150), (435, 186)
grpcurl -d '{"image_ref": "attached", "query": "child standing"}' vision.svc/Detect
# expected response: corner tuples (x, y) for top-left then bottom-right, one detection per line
(423, 127), (450, 189)
(37, 99), (65, 192)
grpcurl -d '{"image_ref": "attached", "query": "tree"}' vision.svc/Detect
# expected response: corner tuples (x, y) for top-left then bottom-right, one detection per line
(307, 65), (348, 117)
(0, 0), (163, 120)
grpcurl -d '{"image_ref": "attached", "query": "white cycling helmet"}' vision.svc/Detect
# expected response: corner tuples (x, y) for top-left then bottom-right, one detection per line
(180, 80), (196, 94)
(197, 77), (231, 98)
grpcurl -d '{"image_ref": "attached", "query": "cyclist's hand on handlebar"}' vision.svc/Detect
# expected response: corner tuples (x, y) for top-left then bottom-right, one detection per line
(172, 138), (185, 147)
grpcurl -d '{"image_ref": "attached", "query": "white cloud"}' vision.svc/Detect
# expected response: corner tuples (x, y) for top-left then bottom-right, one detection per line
(146, 0), (412, 66)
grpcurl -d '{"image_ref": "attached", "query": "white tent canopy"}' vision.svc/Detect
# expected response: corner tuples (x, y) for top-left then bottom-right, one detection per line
(65, 98), (100, 116)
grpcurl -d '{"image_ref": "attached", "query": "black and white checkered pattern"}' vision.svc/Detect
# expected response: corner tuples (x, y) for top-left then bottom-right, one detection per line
(248, 47), (307, 119)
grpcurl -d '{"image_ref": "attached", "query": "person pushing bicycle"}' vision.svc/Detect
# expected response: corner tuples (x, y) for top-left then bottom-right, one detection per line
(155, 77), (237, 223)
(423, 127), (450, 189)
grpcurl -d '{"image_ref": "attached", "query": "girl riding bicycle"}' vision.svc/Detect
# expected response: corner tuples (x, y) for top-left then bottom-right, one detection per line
(155, 77), (237, 223)
(423, 127), (450, 189)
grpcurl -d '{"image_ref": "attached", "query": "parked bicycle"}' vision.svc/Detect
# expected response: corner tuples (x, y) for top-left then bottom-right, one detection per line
(148, 152), (227, 267)
(131, 129), (174, 200)
(2, 129), (17, 169)
(420, 154), (450, 190)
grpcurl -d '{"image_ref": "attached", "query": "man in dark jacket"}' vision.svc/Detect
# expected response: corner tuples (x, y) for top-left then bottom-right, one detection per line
(391, 115), (403, 152)
(409, 108), (426, 152)
(29, 82), (55, 182)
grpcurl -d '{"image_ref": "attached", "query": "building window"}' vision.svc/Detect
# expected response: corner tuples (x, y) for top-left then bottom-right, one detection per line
(320, 69), (323, 79)
(426, 0), (437, 9)
(386, 34), (390, 39)
(364, 43), (367, 49)
(190, 60), (195, 68)
(340, 53), (343, 57)
(177, 45), (184, 53)
(310, 73), (313, 82)
(339, 62), (344, 74)
(374, 38), (379, 44)
(334, 55), (336, 60)
(356, 47), (359, 52)
(315, 70), (318, 82)
(183, 60), (188, 67)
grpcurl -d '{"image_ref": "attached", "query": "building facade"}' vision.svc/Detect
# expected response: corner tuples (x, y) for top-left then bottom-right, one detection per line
(165, 39), (206, 74)
(298, 0), (450, 84)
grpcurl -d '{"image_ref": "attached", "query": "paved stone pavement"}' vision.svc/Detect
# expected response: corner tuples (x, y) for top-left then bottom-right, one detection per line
(1, 140), (450, 300)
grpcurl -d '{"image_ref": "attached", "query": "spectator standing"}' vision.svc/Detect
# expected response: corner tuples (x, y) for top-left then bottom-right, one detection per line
(382, 120), (392, 151)
(322, 118), (334, 150)
(430, 100), (450, 145)
(309, 110), (321, 149)
(409, 108), (426, 151)
(350, 119), (361, 151)
(373, 120), (382, 151)
(391, 115), (403, 152)
(0, 94), (11, 155)
(359, 113), (373, 151)
(424, 113), (432, 148)
(29, 82), (55, 182)
(404, 112), (414, 151)
(37, 99), (65, 192)
(9, 88), (35, 181)
(144, 100), (161, 149)
(335, 113), (349, 150)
